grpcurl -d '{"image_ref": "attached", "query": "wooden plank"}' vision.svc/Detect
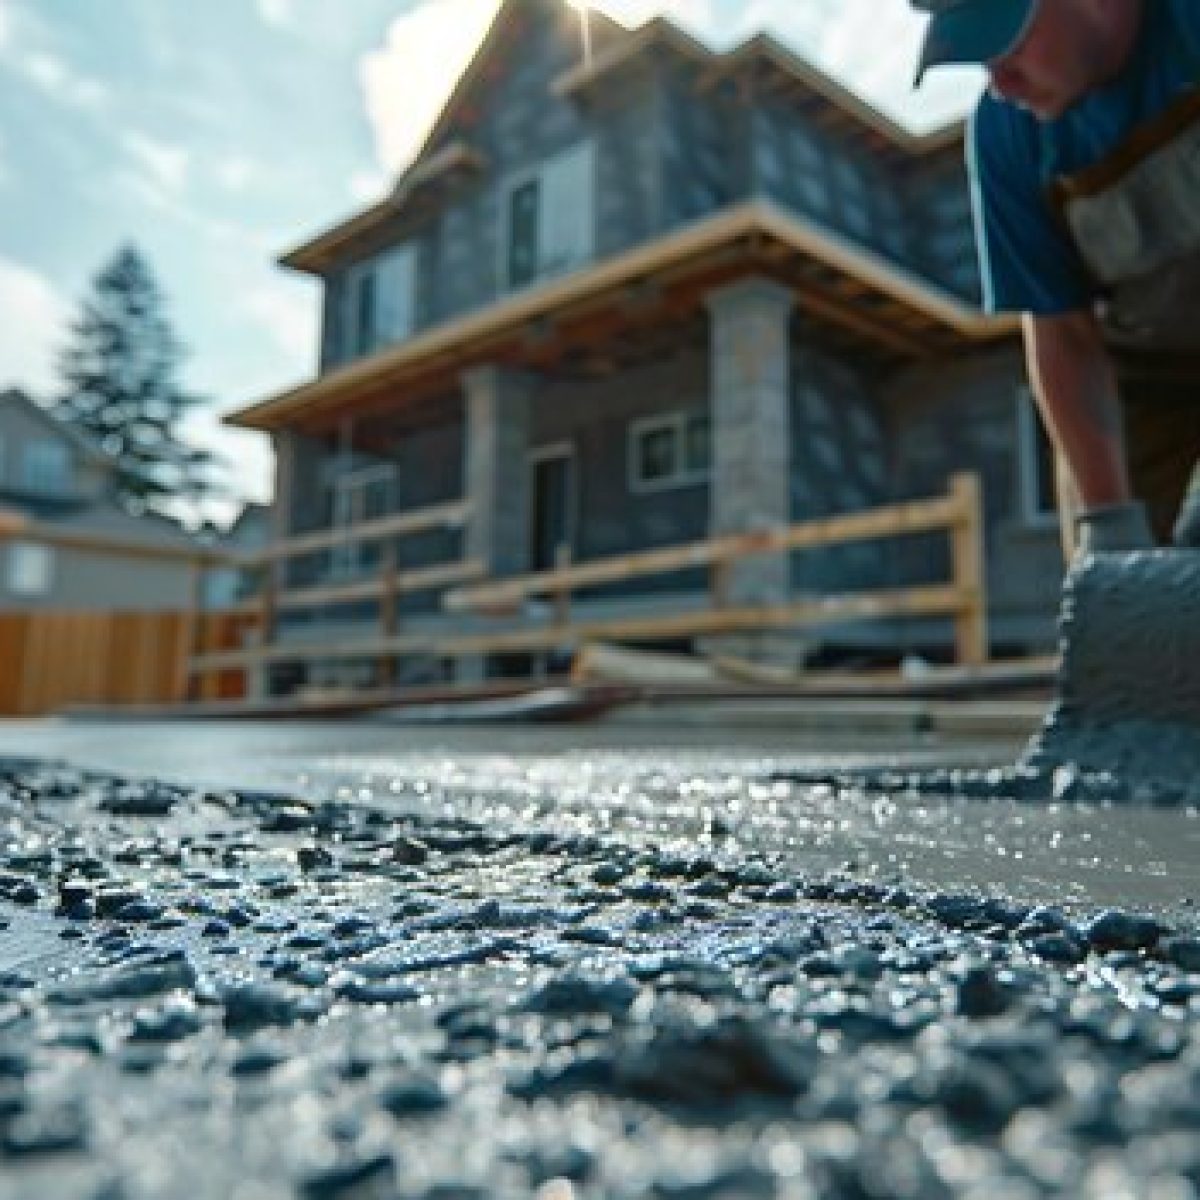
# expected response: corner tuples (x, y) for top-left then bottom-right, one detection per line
(189, 583), (969, 671)
(949, 472), (988, 667)
(251, 500), (471, 564)
(446, 495), (962, 612)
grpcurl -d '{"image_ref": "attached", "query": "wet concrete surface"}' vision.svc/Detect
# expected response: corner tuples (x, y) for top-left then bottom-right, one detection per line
(0, 740), (1199, 1198)
(0, 718), (1197, 919)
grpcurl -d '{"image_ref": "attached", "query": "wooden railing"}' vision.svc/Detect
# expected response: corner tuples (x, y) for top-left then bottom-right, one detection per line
(188, 498), (481, 692)
(188, 473), (987, 679)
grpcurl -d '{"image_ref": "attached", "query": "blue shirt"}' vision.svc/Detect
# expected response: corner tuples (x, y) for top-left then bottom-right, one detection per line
(968, 0), (1200, 315)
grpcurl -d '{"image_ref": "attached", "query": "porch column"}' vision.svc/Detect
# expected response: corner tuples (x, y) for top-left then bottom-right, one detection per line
(458, 366), (535, 684)
(462, 365), (535, 577)
(705, 277), (794, 607)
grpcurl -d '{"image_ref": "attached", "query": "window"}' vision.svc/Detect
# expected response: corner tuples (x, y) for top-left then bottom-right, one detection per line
(6, 542), (53, 596)
(501, 141), (595, 291)
(1016, 387), (1058, 523)
(345, 244), (416, 355)
(20, 441), (71, 494)
(330, 463), (397, 577)
(629, 411), (712, 493)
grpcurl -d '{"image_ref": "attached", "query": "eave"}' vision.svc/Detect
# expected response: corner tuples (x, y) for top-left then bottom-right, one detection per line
(228, 199), (1017, 435)
(279, 141), (485, 275)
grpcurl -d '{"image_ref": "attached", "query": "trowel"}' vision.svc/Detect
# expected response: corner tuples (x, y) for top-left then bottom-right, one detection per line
(1022, 549), (1200, 791)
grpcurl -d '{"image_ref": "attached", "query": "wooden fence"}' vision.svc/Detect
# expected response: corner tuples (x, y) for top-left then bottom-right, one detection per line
(0, 610), (253, 717)
(189, 472), (987, 685)
(0, 510), (252, 716)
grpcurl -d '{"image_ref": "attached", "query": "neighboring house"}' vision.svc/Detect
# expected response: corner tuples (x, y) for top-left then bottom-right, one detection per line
(200, 503), (271, 609)
(0, 388), (201, 610)
(227, 0), (1065, 691)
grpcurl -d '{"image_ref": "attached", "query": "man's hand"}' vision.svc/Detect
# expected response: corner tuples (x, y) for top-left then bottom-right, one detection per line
(1075, 501), (1155, 555)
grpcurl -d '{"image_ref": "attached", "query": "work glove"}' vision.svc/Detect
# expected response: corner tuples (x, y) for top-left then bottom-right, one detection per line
(1075, 501), (1155, 555)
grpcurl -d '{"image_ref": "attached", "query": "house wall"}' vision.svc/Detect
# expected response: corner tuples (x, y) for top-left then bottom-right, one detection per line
(533, 344), (710, 596)
(0, 544), (193, 611)
(0, 399), (107, 505)
(315, 3), (984, 373)
(789, 334), (891, 594)
(882, 344), (1063, 649)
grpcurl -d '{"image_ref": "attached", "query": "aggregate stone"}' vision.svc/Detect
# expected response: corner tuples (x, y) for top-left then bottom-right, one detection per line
(955, 964), (1015, 1019)
(218, 982), (309, 1032)
(98, 783), (178, 816)
(49, 955), (198, 1004)
(1, 1104), (89, 1157)
(377, 1074), (448, 1118)
(299, 1152), (396, 1200)
(518, 974), (638, 1018)
(1161, 936), (1200, 971)
(1084, 909), (1163, 953)
(229, 1043), (289, 1077)
(128, 998), (203, 1043)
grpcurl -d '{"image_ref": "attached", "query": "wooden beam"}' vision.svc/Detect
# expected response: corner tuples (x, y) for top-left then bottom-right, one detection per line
(251, 499), (471, 565)
(189, 583), (969, 672)
(445, 493), (963, 612)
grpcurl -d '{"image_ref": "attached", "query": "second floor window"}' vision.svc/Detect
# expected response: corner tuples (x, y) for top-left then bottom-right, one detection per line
(21, 441), (71, 495)
(503, 141), (595, 291)
(346, 244), (416, 355)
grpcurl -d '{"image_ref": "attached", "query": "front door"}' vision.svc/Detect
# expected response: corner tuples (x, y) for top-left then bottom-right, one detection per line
(529, 446), (575, 573)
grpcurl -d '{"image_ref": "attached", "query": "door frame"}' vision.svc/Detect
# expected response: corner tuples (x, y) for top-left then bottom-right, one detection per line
(527, 441), (578, 570)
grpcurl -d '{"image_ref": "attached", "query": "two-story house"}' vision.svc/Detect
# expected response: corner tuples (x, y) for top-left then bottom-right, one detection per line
(0, 387), (200, 609)
(226, 0), (1067, 694)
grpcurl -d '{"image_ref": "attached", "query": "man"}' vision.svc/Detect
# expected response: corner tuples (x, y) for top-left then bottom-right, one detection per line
(914, 0), (1200, 554)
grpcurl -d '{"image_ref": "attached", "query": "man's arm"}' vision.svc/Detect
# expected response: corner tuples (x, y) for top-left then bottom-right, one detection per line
(1022, 310), (1130, 508)
(1024, 311), (1154, 553)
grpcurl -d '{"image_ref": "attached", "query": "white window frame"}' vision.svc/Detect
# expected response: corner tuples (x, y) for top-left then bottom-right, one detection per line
(499, 139), (596, 294)
(20, 440), (71, 495)
(628, 410), (712, 495)
(330, 463), (397, 578)
(344, 243), (416, 356)
(1015, 386), (1059, 526)
(6, 541), (54, 597)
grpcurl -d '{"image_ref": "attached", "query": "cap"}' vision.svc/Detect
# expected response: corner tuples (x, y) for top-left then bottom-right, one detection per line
(913, 0), (1038, 84)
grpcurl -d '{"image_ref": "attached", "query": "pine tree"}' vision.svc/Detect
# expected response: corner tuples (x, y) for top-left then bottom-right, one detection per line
(53, 243), (225, 519)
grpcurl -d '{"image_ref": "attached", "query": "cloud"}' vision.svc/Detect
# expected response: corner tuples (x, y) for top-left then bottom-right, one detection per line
(359, 0), (502, 175)
(17, 49), (109, 110)
(348, 167), (390, 204)
(213, 154), (259, 194)
(0, 5), (10, 53)
(358, 0), (980, 177)
(256, 0), (297, 30)
(123, 131), (191, 194)
(0, 258), (71, 397)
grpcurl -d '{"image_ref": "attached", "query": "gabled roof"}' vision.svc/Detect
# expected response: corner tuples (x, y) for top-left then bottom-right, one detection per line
(279, 1), (965, 275)
(0, 387), (115, 468)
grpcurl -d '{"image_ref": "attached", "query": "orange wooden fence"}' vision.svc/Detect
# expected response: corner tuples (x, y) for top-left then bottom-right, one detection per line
(0, 611), (254, 717)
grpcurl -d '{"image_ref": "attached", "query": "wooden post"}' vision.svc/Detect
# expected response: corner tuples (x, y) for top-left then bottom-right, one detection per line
(256, 559), (278, 700)
(949, 471), (987, 667)
(181, 559), (204, 703)
(378, 539), (399, 690)
(553, 543), (573, 626)
(710, 557), (732, 609)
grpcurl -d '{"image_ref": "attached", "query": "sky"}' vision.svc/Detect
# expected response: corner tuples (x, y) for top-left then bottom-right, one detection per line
(0, 0), (983, 524)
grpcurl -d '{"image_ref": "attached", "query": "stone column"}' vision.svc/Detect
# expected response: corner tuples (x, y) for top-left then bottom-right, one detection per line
(462, 365), (535, 576)
(705, 277), (794, 607)
(458, 366), (536, 683)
